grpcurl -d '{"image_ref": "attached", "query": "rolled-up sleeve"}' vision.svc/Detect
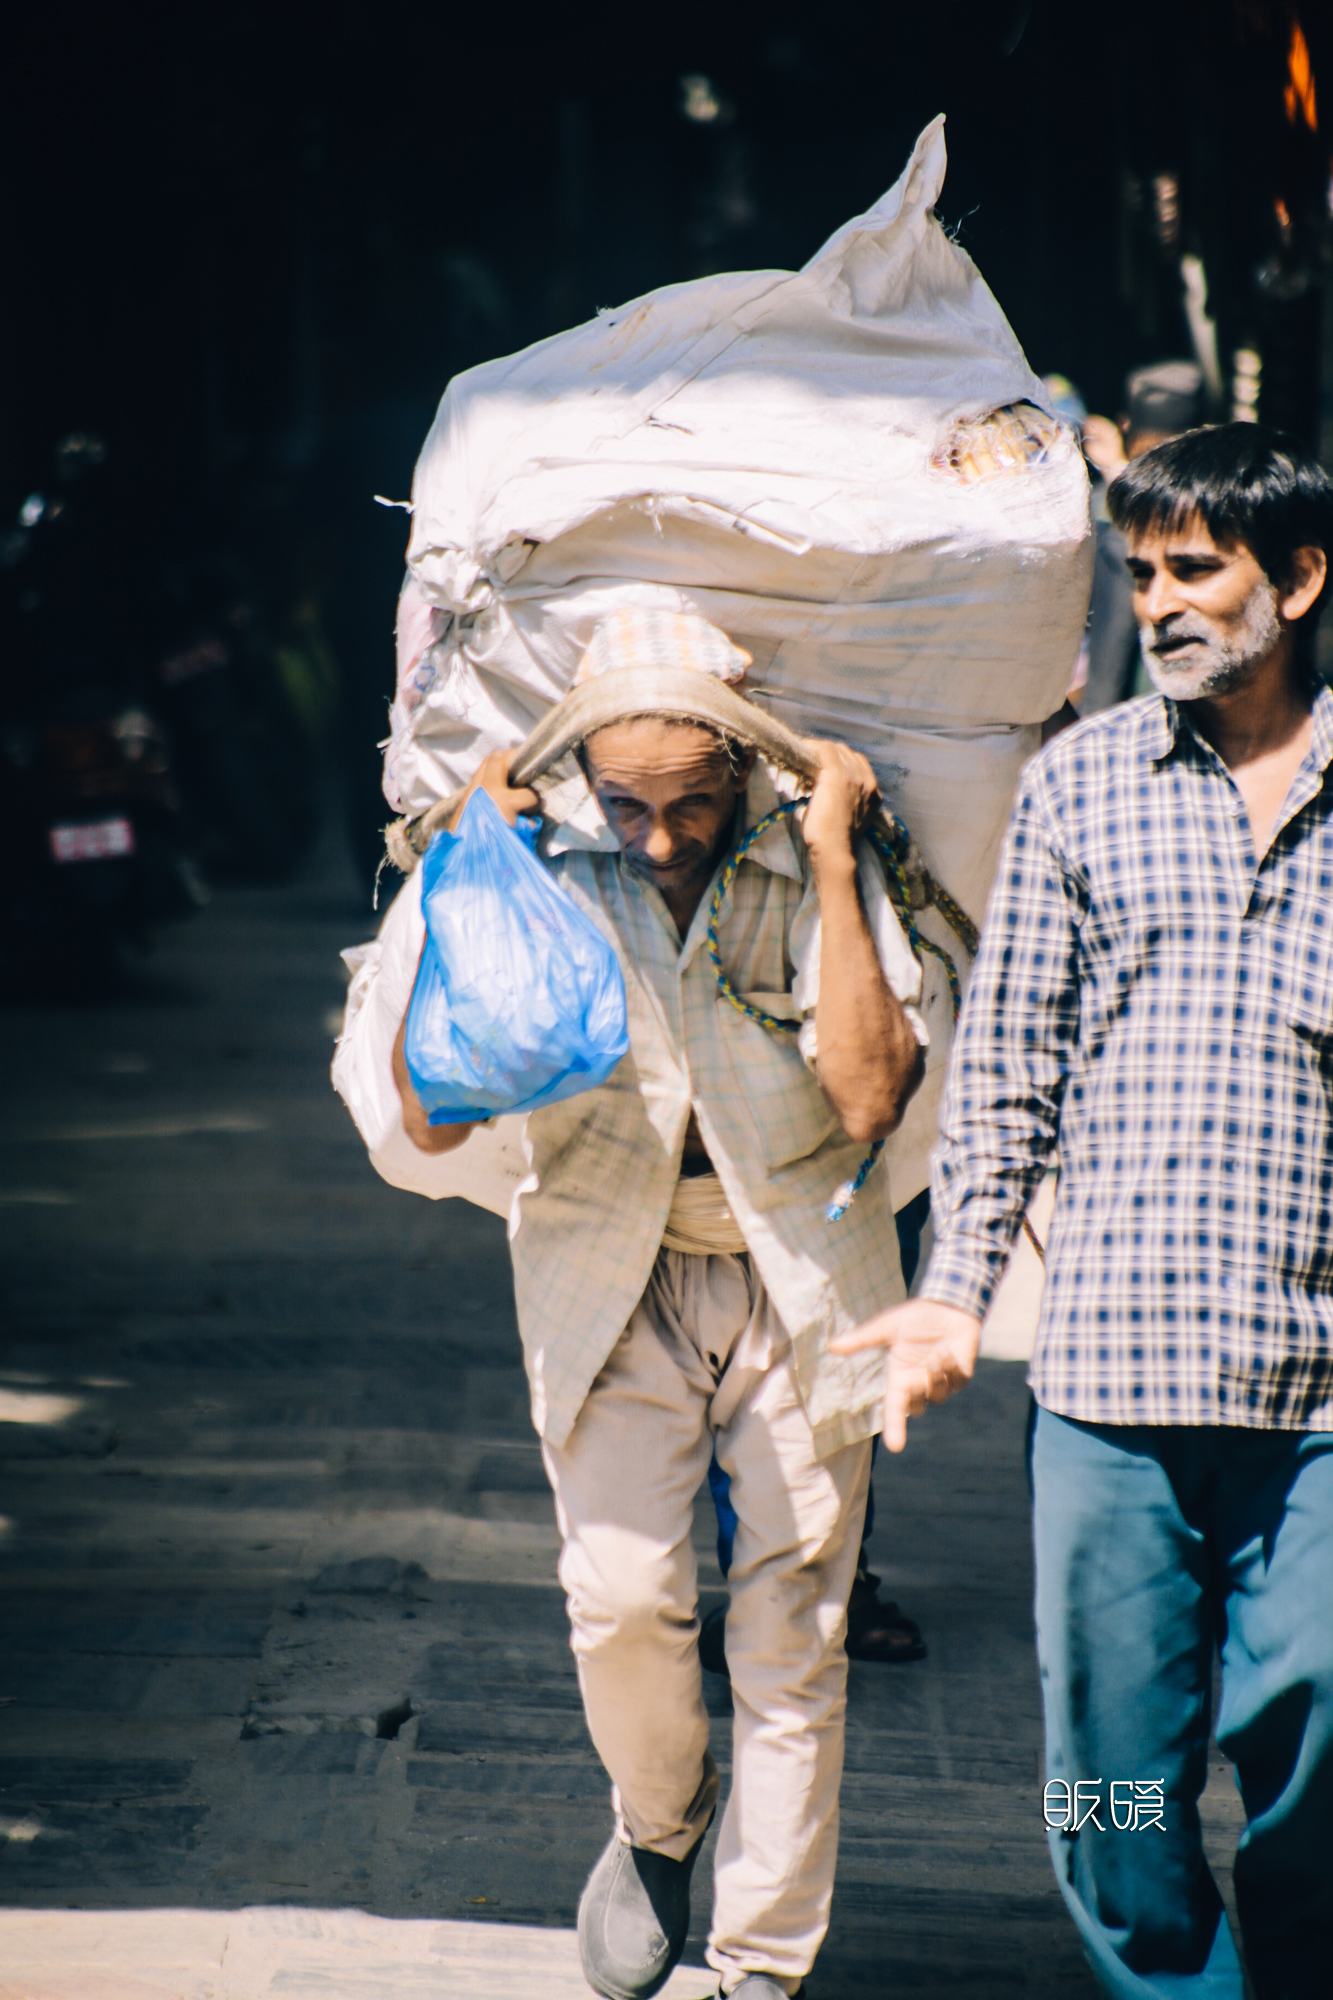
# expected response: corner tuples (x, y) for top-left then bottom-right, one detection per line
(922, 769), (1083, 1320)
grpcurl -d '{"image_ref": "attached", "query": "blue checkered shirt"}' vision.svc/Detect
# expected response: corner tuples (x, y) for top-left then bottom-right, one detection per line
(924, 687), (1333, 1430)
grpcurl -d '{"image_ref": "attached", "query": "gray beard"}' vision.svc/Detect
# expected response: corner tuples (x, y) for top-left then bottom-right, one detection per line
(1142, 581), (1282, 701)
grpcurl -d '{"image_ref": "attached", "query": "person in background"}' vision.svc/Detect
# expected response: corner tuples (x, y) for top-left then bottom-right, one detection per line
(701, 1194), (930, 1674)
(704, 369), (1103, 1666)
(835, 424), (1333, 1998)
(1078, 360), (1206, 714)
(1039, 373), (1095, 737)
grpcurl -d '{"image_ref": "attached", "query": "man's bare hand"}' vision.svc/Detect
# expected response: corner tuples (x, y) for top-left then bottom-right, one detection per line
(799, 738), (879, 866)
(392, 1010), (476, 1156)
(450, 747), (539, 830)
(1081, 413), (1127, 482)
(830, 1298), (982, 1452)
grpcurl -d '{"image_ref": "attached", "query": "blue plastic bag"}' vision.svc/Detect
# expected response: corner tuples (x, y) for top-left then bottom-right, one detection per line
(404, 786), (629, 1125)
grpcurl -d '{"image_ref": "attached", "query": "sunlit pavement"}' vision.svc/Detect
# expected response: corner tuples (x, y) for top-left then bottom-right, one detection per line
(0, 1907), (717, 1998)
(0, 826), (1244, 1997)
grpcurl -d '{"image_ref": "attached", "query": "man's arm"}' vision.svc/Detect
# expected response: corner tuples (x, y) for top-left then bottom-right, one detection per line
(801, 740), (925, 1144)
(393, 1008), (475, 1154)
(831, 772), (1082, 1445)
(395, 749), (539, 1156)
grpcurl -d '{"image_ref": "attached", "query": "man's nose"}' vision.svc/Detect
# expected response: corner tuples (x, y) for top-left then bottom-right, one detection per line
(1137, 568), (1185, 624)
(641, 818), (678, 864)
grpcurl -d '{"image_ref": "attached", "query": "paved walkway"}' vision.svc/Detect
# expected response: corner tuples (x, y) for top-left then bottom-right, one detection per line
(0, 834), (1246, 1996)
(0, 1907), (718, 1998)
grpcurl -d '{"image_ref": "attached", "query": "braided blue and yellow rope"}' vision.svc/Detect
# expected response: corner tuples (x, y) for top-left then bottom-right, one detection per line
(707, 796), (975, 1224)
(705, 800), (807, 1033)
(866, 814), (969, 1018)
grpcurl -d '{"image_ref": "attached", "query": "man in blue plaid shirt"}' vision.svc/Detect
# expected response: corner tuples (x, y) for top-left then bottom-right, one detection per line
(837, 425), (1333, 1999)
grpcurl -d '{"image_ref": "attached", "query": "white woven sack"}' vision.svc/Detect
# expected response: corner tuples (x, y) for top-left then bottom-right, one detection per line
(355, 114), (1092, 1210)
(388, 113), (1090, 829)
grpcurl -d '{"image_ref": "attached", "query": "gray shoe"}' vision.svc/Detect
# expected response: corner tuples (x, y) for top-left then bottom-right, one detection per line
(578, 1829), (705, 2000)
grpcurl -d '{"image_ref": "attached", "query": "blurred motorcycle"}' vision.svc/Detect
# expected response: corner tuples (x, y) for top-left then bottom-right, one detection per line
(0, 689), (208, 996)
(0, 439), (207, 996)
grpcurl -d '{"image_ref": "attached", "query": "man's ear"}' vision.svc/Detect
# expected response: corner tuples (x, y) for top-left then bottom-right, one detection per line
(1280, 546), (1328, 624)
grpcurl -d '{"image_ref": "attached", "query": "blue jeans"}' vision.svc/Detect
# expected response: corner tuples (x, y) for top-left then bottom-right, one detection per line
(709, 1190), (931, 1577)
(1032, 1407), (1333, 1999)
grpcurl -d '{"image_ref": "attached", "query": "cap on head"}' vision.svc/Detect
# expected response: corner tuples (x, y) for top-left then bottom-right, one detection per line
(508, 605), (813, 795)
(575, 607), (752, 687)
(1124, 361), (1204, 439)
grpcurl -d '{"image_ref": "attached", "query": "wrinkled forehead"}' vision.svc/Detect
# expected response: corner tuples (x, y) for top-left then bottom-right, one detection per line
(580, 717), (736, 789)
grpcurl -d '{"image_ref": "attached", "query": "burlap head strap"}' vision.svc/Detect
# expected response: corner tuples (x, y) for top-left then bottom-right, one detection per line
(388, 661), (820, 872)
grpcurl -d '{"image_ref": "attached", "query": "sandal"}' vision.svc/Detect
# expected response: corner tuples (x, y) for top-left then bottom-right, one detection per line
(699, 1594), (926, 1676)
(844, 1591), (927, 1663)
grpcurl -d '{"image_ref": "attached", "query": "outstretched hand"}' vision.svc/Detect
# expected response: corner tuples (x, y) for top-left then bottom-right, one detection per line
(830, 1298), (982, 1451)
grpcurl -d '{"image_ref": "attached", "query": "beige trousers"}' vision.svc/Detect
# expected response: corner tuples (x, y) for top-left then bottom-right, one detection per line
(542, 1249), (871, 1995)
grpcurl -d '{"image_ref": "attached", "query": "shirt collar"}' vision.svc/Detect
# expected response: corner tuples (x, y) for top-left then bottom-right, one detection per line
(1143, 681), (1333, 777)
(1141, 694), (1177, 763)
(1310, 682), (1333, 774)
(733, 762), (804, 882)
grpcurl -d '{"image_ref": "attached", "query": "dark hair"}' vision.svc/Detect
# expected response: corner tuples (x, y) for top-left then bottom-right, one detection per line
(1107, 424), (1333, 631)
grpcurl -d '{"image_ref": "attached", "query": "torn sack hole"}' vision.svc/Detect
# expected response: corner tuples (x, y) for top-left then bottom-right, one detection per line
(931, 403), (1062, 483)
(376, 1697), (414, 1740)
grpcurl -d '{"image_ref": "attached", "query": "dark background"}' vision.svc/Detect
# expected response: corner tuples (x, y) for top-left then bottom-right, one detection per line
(2, 0), (1330, 868)
(5, 2), (1330, 499)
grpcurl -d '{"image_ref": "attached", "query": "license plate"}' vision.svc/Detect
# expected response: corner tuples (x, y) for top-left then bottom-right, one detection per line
(49, 817), (136, 864)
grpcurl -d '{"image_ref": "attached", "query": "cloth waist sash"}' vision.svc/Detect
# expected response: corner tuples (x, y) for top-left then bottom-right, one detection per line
(660, 1172), (749, 1256)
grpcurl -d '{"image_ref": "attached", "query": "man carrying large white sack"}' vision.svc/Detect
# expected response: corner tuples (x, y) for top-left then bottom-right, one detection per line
(376, 112), (1094, 1687)
(336, 112), (1097, 1996)
(392, 607), (928, 1999)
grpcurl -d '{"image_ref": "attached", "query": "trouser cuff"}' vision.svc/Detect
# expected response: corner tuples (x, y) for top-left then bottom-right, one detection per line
(614, 1751), (720, 1861)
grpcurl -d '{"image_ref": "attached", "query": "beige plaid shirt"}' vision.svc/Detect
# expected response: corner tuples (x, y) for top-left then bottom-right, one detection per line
(514, 768), (921, 1459)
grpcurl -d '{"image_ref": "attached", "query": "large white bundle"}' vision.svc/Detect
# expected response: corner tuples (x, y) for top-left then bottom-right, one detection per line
(363, 115), (1092, 1207)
